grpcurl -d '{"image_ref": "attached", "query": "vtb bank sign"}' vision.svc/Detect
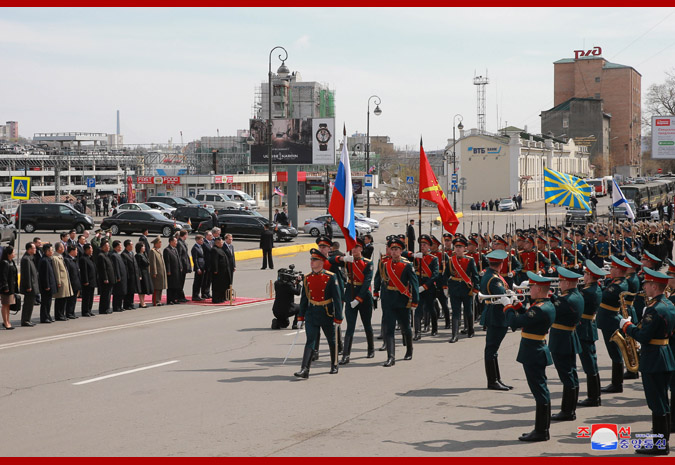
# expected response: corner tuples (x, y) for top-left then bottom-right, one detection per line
(574, 46), (602, 59)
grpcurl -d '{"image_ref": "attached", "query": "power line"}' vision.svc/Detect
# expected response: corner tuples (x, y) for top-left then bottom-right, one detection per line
(609, 10), (675, 60)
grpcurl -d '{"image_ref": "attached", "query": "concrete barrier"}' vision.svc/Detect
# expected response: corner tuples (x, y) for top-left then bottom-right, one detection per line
(235, 242), (314, 261)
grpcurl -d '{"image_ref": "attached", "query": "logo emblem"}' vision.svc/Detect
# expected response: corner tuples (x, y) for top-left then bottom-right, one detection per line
(591, 424), (618, 450)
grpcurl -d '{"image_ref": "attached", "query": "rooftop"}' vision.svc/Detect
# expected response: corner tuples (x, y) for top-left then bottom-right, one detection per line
(553, 56), (641, 76)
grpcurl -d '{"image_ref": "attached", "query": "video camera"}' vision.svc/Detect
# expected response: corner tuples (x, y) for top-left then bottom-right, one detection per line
(277, 264), (303, 285)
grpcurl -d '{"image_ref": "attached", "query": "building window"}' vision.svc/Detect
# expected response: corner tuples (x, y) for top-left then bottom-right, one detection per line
(595, 77), (600, 83)
(594, 93), (600, 99)
(562, 117), (569, 128)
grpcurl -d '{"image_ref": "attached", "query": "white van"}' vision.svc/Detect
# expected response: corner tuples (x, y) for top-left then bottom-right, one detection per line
(221, 189), (258, 210)
(194, 192), (240, 210)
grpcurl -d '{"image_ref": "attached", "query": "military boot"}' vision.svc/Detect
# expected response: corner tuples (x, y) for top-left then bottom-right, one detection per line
(624, 369), (639, 380)
(404, 334), (413, 360)
(601, 362), (624, 393)
(519, 403), (550, 442)
(636, 414), (669, 455)
(366, 330), (375, 358)
(495, 357), (513, 390)
(465, 309), (475, 338)
(671, 394), (675, 430)
(383, 336), (395, 367)
(329, 341), (339, 374)
(448, 318), (459, 343)
(339, 335), (352, 365)
(294, 346), (314, 379)
(430, 312), (438, 336)
(337, 329), (343, 355)
(444, 305), (451, 329)
(578, 373), (602, 407)
(486, 358), (509, 391)
(552, 387), (577, 421)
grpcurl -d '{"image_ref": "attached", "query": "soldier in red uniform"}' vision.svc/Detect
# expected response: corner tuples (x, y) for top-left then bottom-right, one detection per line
(432, 234), (452, 328)
(407, 235), (439, 340)
(447, 234), (479, 342)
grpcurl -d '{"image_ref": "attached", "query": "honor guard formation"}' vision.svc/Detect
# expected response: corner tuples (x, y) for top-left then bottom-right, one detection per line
(291, 220), (675, 454)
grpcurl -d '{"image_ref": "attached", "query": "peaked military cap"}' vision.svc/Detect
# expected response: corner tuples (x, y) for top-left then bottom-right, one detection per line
(316, 235), (332, 247)
(643, 266), (670, 285)
(587, 227), (596, 234)
(624, 252), (642, 269)
(453, 235), (468, 246)
(418, 234), (433, 246)
(527, 271), (554, 285)
(666, 258), (675, 276)
(431, 235), (442, 245)
(584, 259), (608, 278)
(442, 233), (453, 240)
(493, 235), (508, 246)
(310, 248), (327, 261)
(388, 237), (405, 249)
(486, 249), (508, 261)
(643, 250), (662, 264)
(354, 237), (365, 248)
(557, 266), (582, 281)
(610, 255), (630, 270)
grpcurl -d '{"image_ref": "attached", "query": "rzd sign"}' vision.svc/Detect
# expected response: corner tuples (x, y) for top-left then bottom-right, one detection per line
(574, 46), (602, 60)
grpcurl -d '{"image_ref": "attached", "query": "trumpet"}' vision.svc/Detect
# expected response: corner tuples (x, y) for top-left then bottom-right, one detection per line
(478, 291), (528, 303)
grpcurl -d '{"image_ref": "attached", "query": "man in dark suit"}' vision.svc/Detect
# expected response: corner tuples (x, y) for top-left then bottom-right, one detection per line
(211, 237), (232, 304)
(67, 229), (78, 249)
(139, 228), (151, 258)
(191, 235), (206, 301)
(20, 242), (40, 326)
(38, 243), (57, 324)
(122, 239), (141, 310)
(362, 234), (375, 259)
(260, 223), (274, 270)
(201, 231), (213, 299)
(324, 220), (333, 240)
(224, 233), (236, 283)
(109, 240), (128, 312)
(176, 230), (191, 303)
(407, 219), (416, 253)
(79, 244), (97, 317)
(96, 240), (115, 314)
(163, 236), (182, 305)
(76, 234), (87, 261)
(33, 237), (44, 306)
(64, 245), (82, 319)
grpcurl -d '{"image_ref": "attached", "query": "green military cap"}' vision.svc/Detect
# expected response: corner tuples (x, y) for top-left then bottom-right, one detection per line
(643, 266), (670, 284)
(310, 248), (328, 261)
(624, 252), (642, 269)
(557, 266), (582, 281)
(609, 255), (630, 270)
(666, 258), (675, 276)
(486, 249), (508, 261)
(643, 250), (662, 265)
(526, 271), (554, 285)
(584, 259), (608, 277)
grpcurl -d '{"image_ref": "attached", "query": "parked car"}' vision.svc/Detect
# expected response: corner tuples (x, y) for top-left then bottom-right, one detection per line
(143, 201), (176, 219)
(354, 211), (379, 229)
(146, 196), (189, 208)
(181, 196), (214, 210)
(0, 215), (17, 245)
(16, 203), (95, 233)
(112, 202), (152, 215)
(216, 214), (297, 241)
(101, 210), (190, 237)
(564, 208), (595, 227)
(194, 192), (240, 211)
(173, 206), (214, 230)
(300, 215), (371, 237)
(497, 198), (517, 212)
(219, 189), (258, 210)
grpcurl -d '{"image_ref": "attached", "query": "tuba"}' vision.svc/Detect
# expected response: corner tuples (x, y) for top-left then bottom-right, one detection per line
(609, 291), (641, 373)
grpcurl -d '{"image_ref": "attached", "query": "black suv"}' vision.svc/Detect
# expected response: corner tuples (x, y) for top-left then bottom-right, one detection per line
(564, 208), (595, 227)
(216, 214), (297, 242)
(146, 196), (189, 208)
(173, 206), (214, 231)
(17, 203), (95, 233)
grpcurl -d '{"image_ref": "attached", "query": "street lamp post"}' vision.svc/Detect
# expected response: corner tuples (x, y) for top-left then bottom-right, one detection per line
(267, 46), (289, 222)
(452, 114), (464, 211)
(366, 95), (382, 218)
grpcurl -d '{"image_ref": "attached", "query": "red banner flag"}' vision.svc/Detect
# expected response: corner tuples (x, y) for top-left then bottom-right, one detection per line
(419, 142), (459, 234)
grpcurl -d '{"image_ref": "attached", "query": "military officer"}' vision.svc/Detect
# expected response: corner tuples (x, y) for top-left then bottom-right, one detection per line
(373, 235), (394, 350)
(480, 249), (513, 391)
(503, 271), (556, 442)
(447, 234), (479, 342)
(432, 234), (451, 328)
(589, 229), (611, 269)
(577, 260), (608, 407)
(294, 248), (343, 379)
(665, 259), (675, 431)
(317, 235), (346, 357)
(596, 256), (631, 393)
(491, 234), (522, 290)
(574, 229), (590, 261)
(620, 266), (675, 455)
(409, 234), (439, 340)
(635, 251), (662, 323)
(549, 267), (584, 421)
(517, 236), (551, 285)
(333, 237), (375, 364)
(373, 236), (419, 367)
(623, 252), (643, 382)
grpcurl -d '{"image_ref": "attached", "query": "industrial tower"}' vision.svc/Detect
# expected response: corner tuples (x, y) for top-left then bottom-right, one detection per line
(473, 72), (489, 134)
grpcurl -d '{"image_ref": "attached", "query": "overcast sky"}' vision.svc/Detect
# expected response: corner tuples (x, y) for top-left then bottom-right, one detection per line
(2, 7), (675, 150)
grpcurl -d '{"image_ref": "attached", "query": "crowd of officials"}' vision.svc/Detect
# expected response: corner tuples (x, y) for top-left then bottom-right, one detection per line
(0, 226), (236, 330)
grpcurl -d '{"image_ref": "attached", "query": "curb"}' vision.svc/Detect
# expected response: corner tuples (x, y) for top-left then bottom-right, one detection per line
(235, 242), (314, 261)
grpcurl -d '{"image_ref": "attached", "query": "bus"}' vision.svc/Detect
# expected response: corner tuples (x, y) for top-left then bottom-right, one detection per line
(622, 180), (675, 212)
(586, 178), (608, 197)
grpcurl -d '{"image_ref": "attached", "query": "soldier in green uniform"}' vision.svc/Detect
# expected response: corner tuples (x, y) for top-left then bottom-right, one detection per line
(503, 271), (557, 442)
(577, 260), (608, 407)
(333, 237), (375, 365)
(408, 235), (439, 340)
(293, 248), (343, 379)
(620, 266), (675, 455)
(635, 251), (662, 323)
(589, 229), (610, 269)
(373, 237), (419, 367)
(596, 256), (631, 393)
(622, 252), (644, 381)
(665, 259), (675, 431)
(480, 249), (513, 391)
(447, 234), (479, 343)
(549, 267), (584, 421)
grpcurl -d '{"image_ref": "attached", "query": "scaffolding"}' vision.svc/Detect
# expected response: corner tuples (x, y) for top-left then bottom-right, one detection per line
(474, 72), (490, 134)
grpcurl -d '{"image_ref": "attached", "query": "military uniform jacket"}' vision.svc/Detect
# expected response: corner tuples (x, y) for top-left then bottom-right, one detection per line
(589, 241), (610, 268)
(376, 258), (419, 309)
(413, 253), (439, 292)
(467, 251), (489, 273)
(625, 294), (675, 373)
(432, 250), (450, 290)
(447, 254), (479, 296)
(562, 247), (585, 269)
(497, 250), (522, 288)
(596, 277), (629, 332)
(578, 282), (602, 341)
(333, 256), (373, 305)
(505, 298), (556, 366)
(373, 255), (390, 297)
(549, 288), (583, 354)
(518, 249), (551, 273)
(480, 268), (509, 328)
(299, 270), (343, 321)
(630, 271), (646, 318)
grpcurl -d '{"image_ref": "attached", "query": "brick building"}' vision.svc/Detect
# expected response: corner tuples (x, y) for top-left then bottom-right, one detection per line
(553, 55), (641, 176)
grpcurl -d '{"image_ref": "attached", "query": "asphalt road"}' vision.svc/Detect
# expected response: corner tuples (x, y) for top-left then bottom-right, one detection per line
(0, 195), (649, 457)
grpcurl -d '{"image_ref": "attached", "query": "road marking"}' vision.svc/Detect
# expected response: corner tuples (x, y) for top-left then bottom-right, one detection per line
(0, 301), (268, 352)
(73, 360), (179, 385)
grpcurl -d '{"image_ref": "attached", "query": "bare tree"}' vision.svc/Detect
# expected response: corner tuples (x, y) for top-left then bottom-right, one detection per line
(644, 69), (675, 123)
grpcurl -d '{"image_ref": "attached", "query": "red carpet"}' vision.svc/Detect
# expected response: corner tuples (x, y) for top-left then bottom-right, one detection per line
(89, 295), (273, 307)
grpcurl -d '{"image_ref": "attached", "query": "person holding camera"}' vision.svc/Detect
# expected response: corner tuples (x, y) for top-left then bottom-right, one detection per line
(271, 266), (302, 329)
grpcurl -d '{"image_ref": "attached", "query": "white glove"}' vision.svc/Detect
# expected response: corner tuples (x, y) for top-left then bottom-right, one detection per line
(418, 286), (426, 293)
(413, 252), (424, 259)
(507, 272), (514, 278)
(342, 255), (354, 263)
(350, 299), (359, 308)
(479, 270), (485, 276)
(619, 317), (632, 329)
(296, 320), (304, 329)
(498, 296), (512, 307)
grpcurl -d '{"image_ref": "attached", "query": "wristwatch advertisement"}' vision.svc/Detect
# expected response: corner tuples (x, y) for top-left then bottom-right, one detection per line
(312, 118), (336, 165)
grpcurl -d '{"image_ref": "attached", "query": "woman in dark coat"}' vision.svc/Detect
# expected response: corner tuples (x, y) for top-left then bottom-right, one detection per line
(0, 246), (19, 329)
(135, 242), (153, 308)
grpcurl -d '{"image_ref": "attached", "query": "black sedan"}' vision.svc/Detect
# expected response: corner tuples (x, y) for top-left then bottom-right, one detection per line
(199, 214), (297, 241)
(101, 211), (191, 237)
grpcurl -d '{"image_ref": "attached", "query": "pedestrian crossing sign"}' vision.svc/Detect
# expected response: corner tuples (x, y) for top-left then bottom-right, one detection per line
(11, 176), (30, 200)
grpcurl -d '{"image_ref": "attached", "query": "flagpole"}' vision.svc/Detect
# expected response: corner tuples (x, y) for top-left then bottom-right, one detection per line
(418, 137), (422, 241)
(543, 160), (549, 232)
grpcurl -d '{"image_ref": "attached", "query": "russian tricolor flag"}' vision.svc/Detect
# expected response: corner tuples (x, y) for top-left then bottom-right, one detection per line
(329, 126), (356, 251)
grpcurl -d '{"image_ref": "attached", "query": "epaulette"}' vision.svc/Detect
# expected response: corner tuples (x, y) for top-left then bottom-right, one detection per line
(401, 258), (410, 263)
(363, 258), (372, 263)
(323, 270), (335, 276)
